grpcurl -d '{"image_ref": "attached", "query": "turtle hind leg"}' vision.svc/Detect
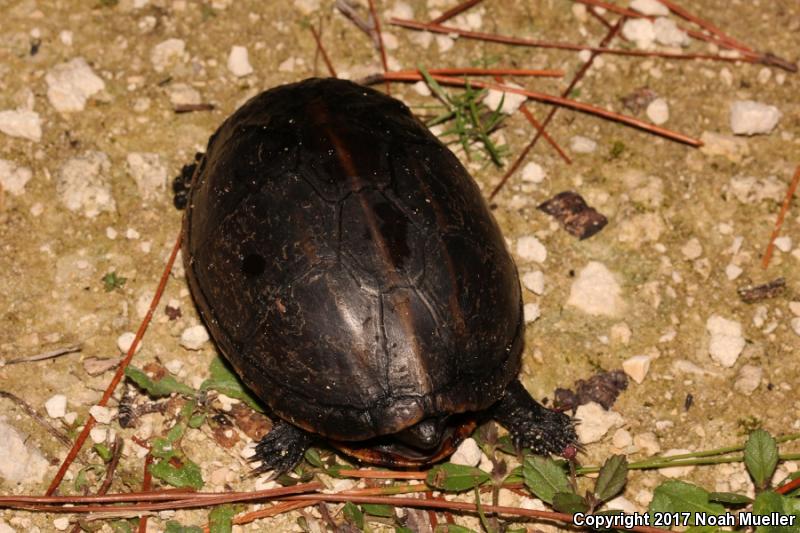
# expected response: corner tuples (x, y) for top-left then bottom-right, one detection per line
(172, 152), (203, 210)
(492, 380), (578, 458)
(250, 419), (314, 479)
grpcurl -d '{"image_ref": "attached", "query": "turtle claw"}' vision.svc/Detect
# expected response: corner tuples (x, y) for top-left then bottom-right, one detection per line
(172, 152), (203, 210)
(250, 420), (313, 478)
(493, 380), (579, 458)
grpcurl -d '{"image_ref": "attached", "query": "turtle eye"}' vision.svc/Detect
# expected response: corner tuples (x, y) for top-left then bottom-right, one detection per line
(241, 253), (266, 277)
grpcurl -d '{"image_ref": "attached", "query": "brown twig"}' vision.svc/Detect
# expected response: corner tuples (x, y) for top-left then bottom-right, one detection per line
(174, 103), (215, 113)
(393, 67), (563, 78)
(655, 0), (753, 52)
(137, 453), (154, 533)
(366, 0), (391, 95)
(761, 165), (800, 269)
(0, 390), (73, 449)
(776, 475), (800, 495)
(337, 469), (428, 479)
(390, 18), (762, 65)
(45, 232), (183, 496)
(4, 343), (82, 365)
(309, 24), (337, 78)
(430, 0), (484, 24)
(490, 15), (624, 199)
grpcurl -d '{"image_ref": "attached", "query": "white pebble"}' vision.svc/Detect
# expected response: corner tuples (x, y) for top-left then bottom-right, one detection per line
(653, 17), (689, 47)
(45, 57), (105, 113)
(605, 496), (638, 514)
(412, 81), (430, 96)
(700, 131), (751, 163)
(621, 18), (655, 49)
(575, 402), (623, 443)
(567, 261), (625, 316)
(53, 517), (70, 531)
(646, 98), (669, 125)
(734, 365), (762, 395)
(612, 428), (633, 449)
(483, 82), (527, 114)
(622, 355), (652, 384)
(789, 302), (800, 316)
(660, 449), (696, 478)
(449, 438), (482, 467)
(151, 38), (186, 72)
(516, 236), (547, 263)
(522, 271), (545, 295)
(387, 1), (413, 19)
(45, 394), (67, 418)
(116, 331), (141, 354)
(523, 303), (541, 323)
(106, 226), (117, 239)
(57, 151), (116, 218)
(0, 109), (42, 142)
(774, 236), (792, 253)
(90, 427), (107, 444)
(59, 30), (73, 46)
(0, 158), (33, 196)
(730, 100), (781, 135)
(629, 0), (669, 16)
(167, 83), (201, 107)
(126, 227), (140, 239)
(681, 237), (703, 259)
(227, 45), (254, 77)
(570, 135), (597, 153)
(435, 35), (454, 52)
(165, 359), (183, 375)
(89, 405), (114, 425)
(725, 264), (743, 280)
(520, 162), (545, 183)
(791, 317), (800, 337)
(181, 324), (210, 350)
(706, 314), (745, 367)
(127, 152), (167, 201)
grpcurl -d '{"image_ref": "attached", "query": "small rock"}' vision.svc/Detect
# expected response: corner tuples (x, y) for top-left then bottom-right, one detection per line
(483, 82), (527, 114)
(622, 355), (652, 384)
(630, 0), (669, 16)
(605, 495), (638, 514)
(653, 17), (689, 47)
(725, 264), (743, 280)
(0, 109), (42, 142)
(610, 322), (632, 345)
(791, 317), (800, 337)
(774, 236), (792, 253)
(412, 81), (430, 96)
(734, 365), (762, 395)
(728, 175), (785, 204)
(83, 356), (121, 376)
(227, 45), (254, 77)
(450, 438), (482, 467)
(45, 57), (105, 113)
(730, 100), (781, 135)
(660, 449), (696, 478)
(570, 135), (597, 153)
(117, 332), (141, 354)
(0, 158), (33, 195)
(53, 517), (70, 531)
(167, 83), (201, 107)
(789, 302), (800, 316)
(523, 303), (541, 323)
(181, 324), (210, 350)
(435, 35), (455, 52)
(0, 420), (49, 484)
(646, 98), (669, 125)
(126, 152), (167, 201)
(634, 432), (661, 455)
(90, 405), (114, 425)
(516, 236), (547, 263)
(522, 271), (545, 295)
(57, 151), (116, 218)
(520, 162), (545, 183)
(90, 427), (107, 444)
(539, 191), (608, 240)
(706, 314), (745, 367)
(699, 131), (751, 163)
(575, 402), (623, 443)
(567, 261), (625, 317)
(151, 38), (185, 72)
(621, 18), (655, 49)
(681, 237), (703, 259)
(611, 428), (633, 449)
(45, 395), (67, 418)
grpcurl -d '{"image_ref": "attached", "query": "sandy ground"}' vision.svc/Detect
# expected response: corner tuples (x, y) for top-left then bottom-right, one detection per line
(0, 0), (799, 531)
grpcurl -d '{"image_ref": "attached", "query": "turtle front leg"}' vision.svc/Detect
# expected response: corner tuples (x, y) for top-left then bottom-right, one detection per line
(172, 152), (204, 210)
(250, 419), (314, 479)
(492, 380), (578, 458)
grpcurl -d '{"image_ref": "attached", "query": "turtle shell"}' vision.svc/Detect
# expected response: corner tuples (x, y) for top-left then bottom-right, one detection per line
(183, 78), (523, 442)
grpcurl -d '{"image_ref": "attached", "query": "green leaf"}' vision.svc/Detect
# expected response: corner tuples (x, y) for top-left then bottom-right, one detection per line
(125, 366), (195, 397)
(304, 448), (323, 468)
(708, 492), (752, 505)
(188, 413), (206, 429)
(200, 356), (265, 412)
(434, 525), (478, 533)
(209, 504), (236, 533)
(93, 443), (112, 462)
(649, 480), (725, 525)
(395, 528), (415, 533)
(752, 491), (800, 533)
(343, 501), (364, 529)
(523, 455), (572, 504)
(426, 463), (490, 492)
(594, 455), (628, 503)
(164, 522), (203, 533)
(552, 491), (588, 514)
(110, 520), (134, 533)
(150, 458), (204, 489)
(362, 503), (395, 518)
(745, 429), (779, 489)
(102, 271), (127, 292)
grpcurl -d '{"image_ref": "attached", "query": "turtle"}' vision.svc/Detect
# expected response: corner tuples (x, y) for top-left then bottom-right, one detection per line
(174, 77), (577, 475)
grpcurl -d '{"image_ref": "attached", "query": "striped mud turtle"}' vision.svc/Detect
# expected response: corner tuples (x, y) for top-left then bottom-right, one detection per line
(175, 78), (576, 475)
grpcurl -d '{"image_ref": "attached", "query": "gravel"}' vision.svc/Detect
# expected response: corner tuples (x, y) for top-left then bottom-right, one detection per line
(706, 314), (745, 367)
(730, 100), (782, 135)
(567, 261), (625, 316)
(0, 109), (42, 142)
(56, 150), (116, 218)
(0, 159), (33, 196)
(45, 57), (105, 113)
